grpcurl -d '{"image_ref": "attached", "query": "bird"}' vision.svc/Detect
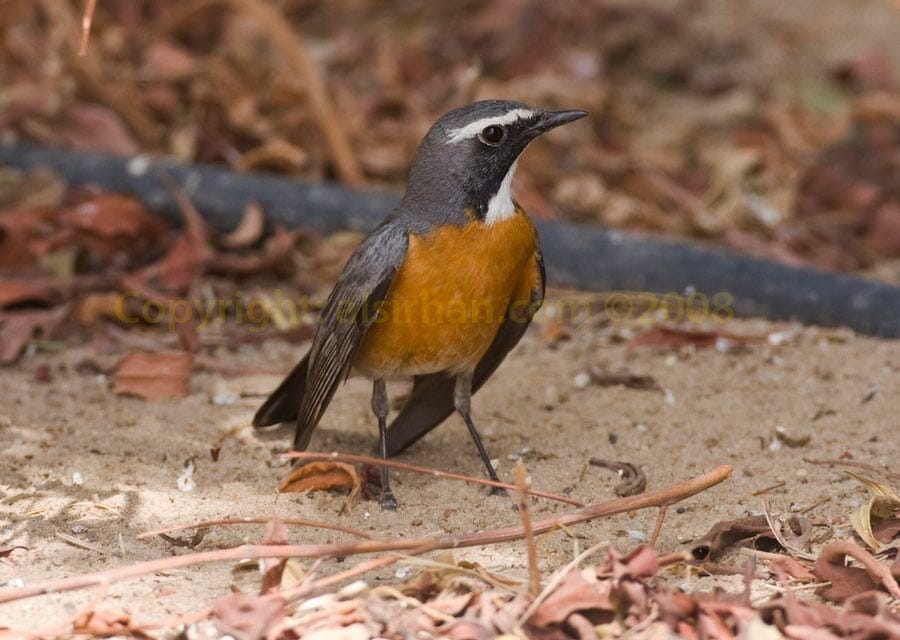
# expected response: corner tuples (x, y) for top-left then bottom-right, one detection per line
(253, 100), (587, 510)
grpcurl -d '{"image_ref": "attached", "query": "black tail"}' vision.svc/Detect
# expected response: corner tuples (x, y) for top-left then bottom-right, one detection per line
(252, 352), (310, 428)
(384, 373), (456, 456)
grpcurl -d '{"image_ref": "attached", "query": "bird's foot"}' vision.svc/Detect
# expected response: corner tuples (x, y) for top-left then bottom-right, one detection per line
(380, 488), (398, 511)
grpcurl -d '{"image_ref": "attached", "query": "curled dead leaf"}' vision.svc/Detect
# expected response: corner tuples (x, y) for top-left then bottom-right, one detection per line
(278, 461), (361, 501)
(846, 471), (900, 549)
(219, 202), (265, 249)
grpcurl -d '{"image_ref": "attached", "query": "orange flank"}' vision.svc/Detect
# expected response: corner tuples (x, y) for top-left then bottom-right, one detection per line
(353, 207), (540, 377)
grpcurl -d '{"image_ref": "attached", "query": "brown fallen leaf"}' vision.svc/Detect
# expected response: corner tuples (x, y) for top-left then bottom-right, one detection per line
(540, 321), (571, 346)
(211, 592), (284, 640)
(112, 351), (193, 400)
(0, 305), (70, 364)
(57, 103), (140, 155)
(77, 292), (133, 327)
(813, 540), (900, 603)
(61, 194), (161, 241)
(260, 518), (288, 595)
(872, 518), (900, 544)
(691, 515), (773, 561)
(528, 570), (613, 628)
(0, 279), (53, 308)
(768, 556), (817, 583)
(278, 461), (361, 501)
(73, 609), (150, 638)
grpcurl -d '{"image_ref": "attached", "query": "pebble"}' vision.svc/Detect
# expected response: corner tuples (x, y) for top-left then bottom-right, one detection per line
(663, 389), (676, 406)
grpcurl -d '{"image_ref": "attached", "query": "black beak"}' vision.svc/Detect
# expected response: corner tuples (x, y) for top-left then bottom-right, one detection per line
(529, 109), (589, 136)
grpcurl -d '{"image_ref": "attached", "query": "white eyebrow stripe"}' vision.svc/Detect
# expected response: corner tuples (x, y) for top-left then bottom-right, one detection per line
(445, 108), (537, 143)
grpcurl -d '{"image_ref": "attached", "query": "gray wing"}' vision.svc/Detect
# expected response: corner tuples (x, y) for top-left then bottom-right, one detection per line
(255, 221), (408, 450)
(384, 247), (545, 456)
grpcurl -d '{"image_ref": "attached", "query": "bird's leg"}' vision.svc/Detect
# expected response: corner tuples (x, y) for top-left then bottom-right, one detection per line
(371, 378), (397, 511)
(454, 372), (504, 495)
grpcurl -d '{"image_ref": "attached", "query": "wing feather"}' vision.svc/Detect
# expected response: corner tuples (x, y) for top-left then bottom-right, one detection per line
(253, 221), (408, 450)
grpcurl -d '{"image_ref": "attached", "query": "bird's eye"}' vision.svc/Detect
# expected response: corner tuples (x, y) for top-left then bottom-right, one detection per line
(478, 125), (506, 146)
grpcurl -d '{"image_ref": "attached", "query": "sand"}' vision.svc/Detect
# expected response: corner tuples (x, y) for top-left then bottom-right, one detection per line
(1, 305), (897, 630)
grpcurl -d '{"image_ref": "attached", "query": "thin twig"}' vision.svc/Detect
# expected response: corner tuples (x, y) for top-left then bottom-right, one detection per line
(751, 481), (786, 496)
(648, 505), (667, 548)
(803, 458), (900, 480)
(78, 0), (97, 55)
(55, 532), (107, 554)
(0, 465), (732, 605)
(515, 462), (540, 597)
(281, 451), (584, 507)
(137, 516), (375, 541)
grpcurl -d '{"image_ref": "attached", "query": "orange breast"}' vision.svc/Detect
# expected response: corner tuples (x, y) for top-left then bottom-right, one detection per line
(354, 208), (539, 377)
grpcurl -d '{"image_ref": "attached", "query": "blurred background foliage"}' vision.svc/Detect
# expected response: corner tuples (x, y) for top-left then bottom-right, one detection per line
(1, 0), (899, 275)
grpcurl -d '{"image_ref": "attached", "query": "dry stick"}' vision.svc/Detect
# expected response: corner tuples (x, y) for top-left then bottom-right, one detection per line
(281, 451), (584, 507)
(0, 465), (731, 605)
(148, 0), (363, 186)
(648, 505), (667, 549)
(515, 462), (540, 597)
(751, 481), (786, 496)
(137, 517), (375, 542)
(803, 457), (900, 480)
(78, 0), (97, 55)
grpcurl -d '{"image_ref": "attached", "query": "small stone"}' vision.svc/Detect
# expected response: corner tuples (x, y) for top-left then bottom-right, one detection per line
(663, 389), (676, 406)
(394, 566), (412, 579)
(573, 372), (591, 389)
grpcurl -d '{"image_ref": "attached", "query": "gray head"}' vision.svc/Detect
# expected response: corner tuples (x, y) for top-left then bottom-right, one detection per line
(400, 100), (587, 228)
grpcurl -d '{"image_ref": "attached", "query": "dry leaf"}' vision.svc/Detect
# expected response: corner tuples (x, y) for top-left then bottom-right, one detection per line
(528, 570), (613, 628)
(58, 103), (140, 155)
(0, 305), (70, 364)
(77, 292), (131, 326)
(278, 461), (361, 500)
(112, 351), (193, 400)
(691, 515), (772, 561)
(846, 471), (900, 549)
(211, 592), (284, 640)
(0, 280), (52, 308)
(219, 202), (265, 249)
(73, 609), (150, 638)
(813, 541), (884, 603)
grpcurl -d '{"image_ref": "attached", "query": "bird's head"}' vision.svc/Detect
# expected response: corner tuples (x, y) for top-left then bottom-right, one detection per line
(404, 100), (588, 225)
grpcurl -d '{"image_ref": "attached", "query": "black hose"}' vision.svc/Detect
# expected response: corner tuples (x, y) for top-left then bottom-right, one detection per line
(2, 142), (899, 338)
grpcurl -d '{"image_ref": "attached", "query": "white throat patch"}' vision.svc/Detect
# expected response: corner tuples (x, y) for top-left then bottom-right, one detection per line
(484, 160), (518, 225)
(445, 108), (536, 143)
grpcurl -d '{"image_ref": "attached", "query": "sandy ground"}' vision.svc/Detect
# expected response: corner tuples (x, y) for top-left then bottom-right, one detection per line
(1, 304), (898, 631)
